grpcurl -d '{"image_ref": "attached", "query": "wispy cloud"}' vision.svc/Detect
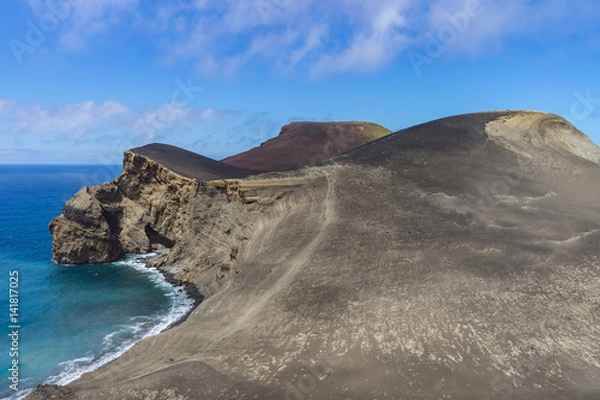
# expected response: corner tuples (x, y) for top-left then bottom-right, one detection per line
(0, 98), (282, 162)
(309, 1), (412, 77)
(11, 100), (130, 138)
(0, 99), (17, 112)
(22, 0), (600, 77)
(27, 0), (138, 51)
(132, 103), (224, 141)
(5, 99), (225, 141)
(422, 0), (600, 55)
(157, 0), (416, 77)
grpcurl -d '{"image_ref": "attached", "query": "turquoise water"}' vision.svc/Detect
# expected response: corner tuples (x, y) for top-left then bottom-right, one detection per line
(0, 165), (193, 399)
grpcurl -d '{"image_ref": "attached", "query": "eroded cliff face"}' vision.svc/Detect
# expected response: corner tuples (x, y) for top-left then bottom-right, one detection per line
(153, 175), (318, 296)
(49, 121), (392, 266)
(49, 151), (198, 264)
(33, 111), (600, 399)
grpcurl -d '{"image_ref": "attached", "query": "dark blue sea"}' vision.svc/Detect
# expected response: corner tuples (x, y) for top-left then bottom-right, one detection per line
(0, 165), (194, 399)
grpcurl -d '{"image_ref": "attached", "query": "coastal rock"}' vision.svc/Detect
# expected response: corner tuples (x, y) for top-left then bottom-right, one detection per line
(49, 186), (122, 264)
(37, 112), (600, 399)
(49, 150), (200, 264)
(49, 123), (388, 265)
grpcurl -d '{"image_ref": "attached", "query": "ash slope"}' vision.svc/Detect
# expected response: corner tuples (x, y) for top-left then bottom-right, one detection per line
(49, 123), (390, 265)
(131, 143), (256, 180)
(222, 121), (391, 172)
(33, 111), (600, 399)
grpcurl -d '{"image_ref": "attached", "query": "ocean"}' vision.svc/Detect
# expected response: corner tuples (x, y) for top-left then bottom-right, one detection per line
(0, 165), (194, 400)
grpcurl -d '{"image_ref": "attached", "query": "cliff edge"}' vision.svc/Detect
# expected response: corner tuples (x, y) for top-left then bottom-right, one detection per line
(36, 111), (600, 399)
(49, 148), (250, 265)
(49, 122), (390, 265)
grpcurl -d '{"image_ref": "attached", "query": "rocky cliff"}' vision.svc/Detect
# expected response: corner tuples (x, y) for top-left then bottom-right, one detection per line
(49, 123), (390, 265)
(36, 112), (600, 399)
(50, 150), (200, 264)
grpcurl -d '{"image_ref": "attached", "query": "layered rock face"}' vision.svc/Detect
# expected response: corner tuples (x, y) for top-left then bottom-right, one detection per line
(35, 112), (600, 399)
(49, 150), (198, 264)
(49, 185), (123, 264)
(49, 123), (390, 265)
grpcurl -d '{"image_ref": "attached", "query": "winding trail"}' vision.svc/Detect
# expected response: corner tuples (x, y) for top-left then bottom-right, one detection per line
(203, 169), (338, 350)
(77, 169), (339, 389)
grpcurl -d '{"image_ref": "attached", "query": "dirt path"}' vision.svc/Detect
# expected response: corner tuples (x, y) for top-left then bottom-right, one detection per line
(203, 168), (338, 350)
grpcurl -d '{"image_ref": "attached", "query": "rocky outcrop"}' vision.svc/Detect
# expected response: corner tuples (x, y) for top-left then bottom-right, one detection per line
(49, 185), (123, 264)
(49, 123), (389, 265)
(37, 112), (600, 399)
(154, 175), (319, 296)
(50, 150), (199, 264)
(485, 111), (600, 163)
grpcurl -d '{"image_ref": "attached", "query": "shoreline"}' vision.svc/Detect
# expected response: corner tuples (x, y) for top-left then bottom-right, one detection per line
(154, 267), (204, 328)
(141, 250), (204, 328)
(26, 253), (200, 399)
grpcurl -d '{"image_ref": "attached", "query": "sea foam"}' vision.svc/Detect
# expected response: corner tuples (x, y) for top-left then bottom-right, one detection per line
(43, 254), (194, 388)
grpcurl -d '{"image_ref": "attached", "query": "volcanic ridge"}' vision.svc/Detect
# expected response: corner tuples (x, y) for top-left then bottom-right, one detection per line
(34, 112), (600, 400)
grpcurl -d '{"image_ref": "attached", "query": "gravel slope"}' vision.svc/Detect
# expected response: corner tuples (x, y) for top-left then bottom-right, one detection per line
(31, 111), (600, 399)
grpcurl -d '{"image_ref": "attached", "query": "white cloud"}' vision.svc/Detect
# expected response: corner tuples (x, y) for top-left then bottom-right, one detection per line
(0, 97), (281, 163)
(421, 0), (600, 55)
(310, 1), (411, 76)
(27, 0), (138, 51)
(3, 99), (229, 145)
(132, 103), (221, 140)
(23, 0), (600, 77)
(0, 99), (17, 112)
(12, 100), (129, 138)
(157, 0), (418, 77)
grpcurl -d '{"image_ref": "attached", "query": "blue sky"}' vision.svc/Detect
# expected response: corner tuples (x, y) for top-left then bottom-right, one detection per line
(1, 0), (599, 164)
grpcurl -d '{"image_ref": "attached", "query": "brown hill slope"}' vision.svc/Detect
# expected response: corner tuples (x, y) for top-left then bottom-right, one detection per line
(131, 143), (255, 180)
(221, 121), (391, 172)
(48, 122), (388, 265)
(34, 111), (600, 399)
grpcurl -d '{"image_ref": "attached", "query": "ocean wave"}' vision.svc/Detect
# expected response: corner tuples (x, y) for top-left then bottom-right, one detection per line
(43, 254), (194, 388)
(2, 388), (34, 400)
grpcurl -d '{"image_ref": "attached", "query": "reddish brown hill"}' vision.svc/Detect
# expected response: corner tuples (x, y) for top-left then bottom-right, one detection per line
(221, 121), (391, 172)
